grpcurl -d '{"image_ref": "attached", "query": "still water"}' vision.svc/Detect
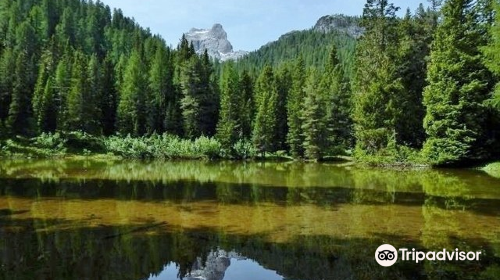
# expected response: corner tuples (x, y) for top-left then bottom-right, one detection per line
(0, 159), (499, 280)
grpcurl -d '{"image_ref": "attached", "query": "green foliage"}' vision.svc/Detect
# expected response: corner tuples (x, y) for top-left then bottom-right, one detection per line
(7, 50), (35, 136)
(234, 25), (357, 79)
(105, 134), (222, 160)
(216, 62), (240, 151)
(286, 57), (306, 158)
(482, 162), (500, 178)
(353, 0), (404, 158)
(2, 0), (500, 166)
(423, 0), (492, 166)
(117, 50), (147, 136)
(322, 46), (354, 155)
(301, 69), (326, 160)
(253, 65), (278, 154)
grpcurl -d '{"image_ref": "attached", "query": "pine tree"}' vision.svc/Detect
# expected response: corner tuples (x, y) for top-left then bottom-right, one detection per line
(275, 65), (291, 151)
(85, 54), (102, 134)
(33, 51), (51, 132)
(394, 9), (429, 148)
(253, 65), (278, 154)
(148, 45), (172, 134)
(54, 55), (72, 130)
(483, 0), (500, 110)
(38, 77), (57, 132)
(100, 56), (117, 136)
(322, 46), (353, 154)
(0, 48), (15, 127)
(287, 56), (306, 158)
(301, 69), (326, 160)
(238, 70), (254, 140)
(216, 61), (240, 150)
(7, 51), (35, 136)
(179, 51), (218, 138)
(117, 50), (147, 136)
(66, 51), (88, 132)
(353, 0), (403, 157)
(423, 0), (492, 165)
(179, 56), (203, 139)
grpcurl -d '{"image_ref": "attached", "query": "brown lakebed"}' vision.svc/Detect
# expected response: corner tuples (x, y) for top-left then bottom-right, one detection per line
(0, 159), (499, 280)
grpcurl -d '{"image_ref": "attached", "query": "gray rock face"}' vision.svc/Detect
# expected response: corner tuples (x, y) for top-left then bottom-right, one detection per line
(313, 15), (364, 38)
(184, 24), (248, 61)
(184, 250), (243, 280)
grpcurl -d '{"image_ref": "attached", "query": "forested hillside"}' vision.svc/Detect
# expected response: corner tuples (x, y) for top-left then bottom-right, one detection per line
(1, 0), (500, 166)
(233, 26), (357, 78)
(0, 0), (217, 139)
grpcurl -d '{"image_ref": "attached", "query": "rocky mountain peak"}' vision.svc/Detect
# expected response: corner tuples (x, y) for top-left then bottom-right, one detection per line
(184, 23), (247, 61)
(313, 14), (364, 38)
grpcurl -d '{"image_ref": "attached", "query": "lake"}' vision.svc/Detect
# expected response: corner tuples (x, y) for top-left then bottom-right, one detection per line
(0, 159), (499, 280)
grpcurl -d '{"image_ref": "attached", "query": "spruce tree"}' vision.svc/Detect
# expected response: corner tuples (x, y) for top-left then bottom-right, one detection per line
(253, 65), (278, 154)
(54, 55), (72, 130)
(100, 56), (117, 136)
(423, 0), (492, 165)
(7, 51), (35, 136)
(353, 0), (403, 157)
(275, 65), (291, 151)
(117, 50), (147, 136)
(483, 0), (500, 109)
(0, 48), (15, 127)
(66, 51), (88, 132)
(322, 46), (353, 154)
(302, 69), (326, 160)
(239, 70), (254, 140)
(38, 78), (57, 132)
(216, 61), (240, 151)
(85, 54), (102, 134)
(287, 56), (306, 158)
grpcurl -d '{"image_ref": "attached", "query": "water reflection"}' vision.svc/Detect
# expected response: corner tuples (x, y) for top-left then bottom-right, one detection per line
(0, 159), (499, 279)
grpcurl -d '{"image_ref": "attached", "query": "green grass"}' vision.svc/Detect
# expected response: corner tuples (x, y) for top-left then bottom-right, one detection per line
(0, 132), (257, 160)
(482, 162), (500, 178)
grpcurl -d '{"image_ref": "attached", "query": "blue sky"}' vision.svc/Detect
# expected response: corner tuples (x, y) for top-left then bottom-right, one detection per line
(99, 0), (425, 51)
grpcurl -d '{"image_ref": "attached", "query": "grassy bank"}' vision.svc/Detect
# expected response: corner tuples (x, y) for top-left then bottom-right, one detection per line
(482, 162), (500, 178)
(0, 132), (261, 160)
(0, 132), (427, 166)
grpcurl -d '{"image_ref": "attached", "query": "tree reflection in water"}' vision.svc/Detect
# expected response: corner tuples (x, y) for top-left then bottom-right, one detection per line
(0, 159), (499, 280)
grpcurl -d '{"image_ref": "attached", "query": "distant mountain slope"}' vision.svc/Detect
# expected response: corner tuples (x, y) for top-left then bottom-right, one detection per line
(234, 15), (360, 77)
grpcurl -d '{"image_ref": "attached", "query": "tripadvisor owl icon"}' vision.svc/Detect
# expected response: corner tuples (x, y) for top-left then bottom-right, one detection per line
(375, 244), (398, 267)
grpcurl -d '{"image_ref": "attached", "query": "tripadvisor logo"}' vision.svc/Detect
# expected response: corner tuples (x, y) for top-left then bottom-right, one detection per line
(375, 244), (482, 267)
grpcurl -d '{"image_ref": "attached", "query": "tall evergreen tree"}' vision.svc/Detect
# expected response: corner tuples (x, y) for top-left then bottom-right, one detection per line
(423, 0), (492, 165)
(287, 56), (306, 158)
(253, 65), (278, 154)
(66, 51), (88, 132)
(148, 45), (172, 134)
(483, 0), (500, 110)
(216, 61), (240, 151)
(275, 65), (291, 151)
(322, 46), (353, 154)
(7, 51), (35, 135)
(353, 0), (403, 157)
(54, 54), (72, 130)
(0, 48), (15, 127)
(117, 50), (147, 136)
(100, 56), (117, 136)
(179, 51), (218, 138)
(37, 77), (57, 132)
(238, 70), (254, 140)
(301, 69), (326, 160)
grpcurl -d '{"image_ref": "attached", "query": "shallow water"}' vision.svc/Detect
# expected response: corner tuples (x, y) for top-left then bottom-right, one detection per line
(0, 159), (499, 280)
